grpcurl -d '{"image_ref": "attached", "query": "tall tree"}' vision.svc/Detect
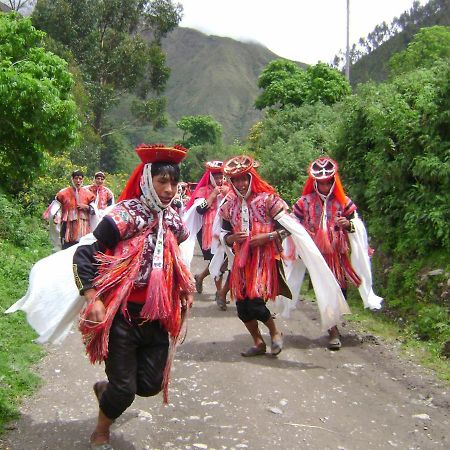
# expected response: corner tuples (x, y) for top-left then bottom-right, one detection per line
(176, 115), (223, 148)
(255, 60), (350, 110)
(32, 0), (182, 166)
(0, 13), (79, 193)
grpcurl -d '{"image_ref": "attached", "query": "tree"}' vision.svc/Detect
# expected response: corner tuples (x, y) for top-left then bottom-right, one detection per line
(335, 62), (450, 257)
(32, 0), (182, 167)
(0, 13), (79, 193)
(255, 59), (307, 110)
(389, 26), (450, 77)
(255, 60), (351, 110)
(176, 115), (223, 148)
(250, 103), (340, 205)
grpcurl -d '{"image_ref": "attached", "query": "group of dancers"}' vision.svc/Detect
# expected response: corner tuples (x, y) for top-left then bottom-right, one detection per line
(7, 144), (382, 450)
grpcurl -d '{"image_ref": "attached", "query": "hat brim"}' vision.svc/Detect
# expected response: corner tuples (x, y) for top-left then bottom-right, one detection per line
(136, 146), (187, 164)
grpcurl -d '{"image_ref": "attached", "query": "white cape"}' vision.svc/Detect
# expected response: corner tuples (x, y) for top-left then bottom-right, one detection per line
(275, 212), (351, 331)
(179, 198), (204, 268)
(5, 234), (97, 344)
(349, 215), (383, 310)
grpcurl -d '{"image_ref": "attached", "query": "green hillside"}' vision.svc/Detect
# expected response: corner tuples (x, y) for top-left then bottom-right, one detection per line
(109, 27), (307, 147)
(350, 0), (450, 85)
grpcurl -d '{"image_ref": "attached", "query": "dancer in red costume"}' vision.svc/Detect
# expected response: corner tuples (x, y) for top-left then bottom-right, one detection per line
(55, 170), (96, 249)
(293, 157), (373, 349)
(86, 171), (114, 212)
(183, 161), (230, 309)
(218, 155), (286, 356)
(73, 144), (194, 449)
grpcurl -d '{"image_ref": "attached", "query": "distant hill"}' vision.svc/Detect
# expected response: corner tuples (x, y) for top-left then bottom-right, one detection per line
(109, 27), (305, 148)
(350, 0), (450, 85)
(161, 27), (307, 142)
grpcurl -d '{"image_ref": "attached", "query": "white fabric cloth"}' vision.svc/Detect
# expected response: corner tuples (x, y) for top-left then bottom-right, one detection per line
(276, 237), (306, 318)
(5, 233), (97, 344)
(348, 215), (383, 310)
(275, 212), (350, 331)
(46, 199), (62, 252)
(179, 198), (204, 268)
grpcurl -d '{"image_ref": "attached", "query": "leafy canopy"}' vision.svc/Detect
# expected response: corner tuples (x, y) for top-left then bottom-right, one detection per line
(389, 26), (450, 76)
(255, 60), (351, 110)
(176, 115), (223, 148)
(32, 0), (182, 137)
(0, 13), (79, 193)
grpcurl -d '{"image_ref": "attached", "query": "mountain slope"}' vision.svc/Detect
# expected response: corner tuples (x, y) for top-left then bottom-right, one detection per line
(162, 27), (305, 142)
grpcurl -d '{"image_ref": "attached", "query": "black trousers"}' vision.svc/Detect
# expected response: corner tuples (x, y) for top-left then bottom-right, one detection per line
(100, 303), (169, 420)
(236, 298), (272, 323)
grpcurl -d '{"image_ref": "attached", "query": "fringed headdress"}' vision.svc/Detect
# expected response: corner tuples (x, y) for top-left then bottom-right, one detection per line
(224, 155), (276, 268)
(302, 157), (347, 254)
(185, 160), (224, 209)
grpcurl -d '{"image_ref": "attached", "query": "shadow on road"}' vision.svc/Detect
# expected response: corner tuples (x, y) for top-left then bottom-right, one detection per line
(3, 413), (137, 450)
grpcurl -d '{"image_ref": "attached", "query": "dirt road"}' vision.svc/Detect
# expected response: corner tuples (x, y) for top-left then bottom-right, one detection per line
(2, 253), (449, 450)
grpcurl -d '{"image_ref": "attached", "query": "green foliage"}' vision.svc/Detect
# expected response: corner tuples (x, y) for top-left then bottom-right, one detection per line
(177, 115), (223, 148)
(335, 62), (450, 257)
(180, 142), (237, 182)
(17, 152), (86, 214)
(250, 103), (340, 205)
(389, 26), (450, 76)
(255, 60), (351, 110)
(0, 13), (79, 193)
(0, 194), (51, 431)
(304, 63), (352, 105)
(32, 0), (182, 137)
(255, 59), (307, 110)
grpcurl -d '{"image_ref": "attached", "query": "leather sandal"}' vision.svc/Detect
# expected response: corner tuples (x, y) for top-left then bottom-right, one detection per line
(271, 333), (283, 355)
(241, 343), (266, 357)
(90, 443), (113, 450)
(215, 293), (227, 311)
(328, 337), (342, 350)
(194, 274), (203, 294)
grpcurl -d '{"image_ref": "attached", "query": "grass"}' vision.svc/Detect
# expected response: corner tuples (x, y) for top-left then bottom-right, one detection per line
(344, 291), (450, 383)
(0, 231), (52, 433)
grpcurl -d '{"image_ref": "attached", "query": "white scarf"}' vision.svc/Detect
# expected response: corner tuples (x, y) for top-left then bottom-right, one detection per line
(140, 164), (173, 270)
(314, 179), (335, 232)
(231, 174), (252, 234)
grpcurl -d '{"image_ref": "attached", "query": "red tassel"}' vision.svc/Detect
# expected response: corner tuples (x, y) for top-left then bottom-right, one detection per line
(141, 268), (171, 320)
(237, 236), (250, 268)
(315, 228), (333, 255)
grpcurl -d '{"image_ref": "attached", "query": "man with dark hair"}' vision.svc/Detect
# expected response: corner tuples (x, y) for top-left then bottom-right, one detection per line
(54, 170), (96, 249)
(86, 171), (115, 213)
(73, 144), (194, 449)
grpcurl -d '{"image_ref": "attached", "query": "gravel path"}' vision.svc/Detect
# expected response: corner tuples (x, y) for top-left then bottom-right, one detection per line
(2, 252), (449, 450)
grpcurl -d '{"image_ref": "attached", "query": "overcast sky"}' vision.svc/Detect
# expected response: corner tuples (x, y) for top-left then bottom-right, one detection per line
(179, 0), (428, 64)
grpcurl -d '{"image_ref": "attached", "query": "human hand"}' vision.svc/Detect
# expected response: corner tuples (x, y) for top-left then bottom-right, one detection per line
(84, 289), (105, 323)
(180, 292), (194, 310)
(336, 216), (350, 230)
(249, 233), (272, 247)
(77, 203), (89, 211)
(226, 231), (248, 245)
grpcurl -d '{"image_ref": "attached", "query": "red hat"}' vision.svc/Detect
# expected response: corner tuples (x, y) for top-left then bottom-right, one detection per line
(135, 143), (188, 164)
(223, 155), (254, 177)
(308, 157), (338, 181)
(205, 160), (224, 173)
